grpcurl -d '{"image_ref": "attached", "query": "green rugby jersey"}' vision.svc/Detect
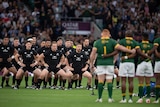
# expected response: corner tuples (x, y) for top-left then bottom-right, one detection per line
(119, 37), (139, 62)
(93, 37), (118, 65)
(154, 37), (160, 61)
(138, 40), (153, 63)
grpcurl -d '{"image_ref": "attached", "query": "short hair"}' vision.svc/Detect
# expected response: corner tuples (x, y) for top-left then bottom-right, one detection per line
(142, 32), (149, 38)
(57, 37), (63, 41)
(14, 37), (19, 40)
(102, 29), (110, 34)
(3, 35), (10, 39)
(125, 30), (133, 37)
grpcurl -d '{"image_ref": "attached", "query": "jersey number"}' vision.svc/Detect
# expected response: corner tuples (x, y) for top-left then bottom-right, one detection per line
(103, 46), (107, 54)
(126, 46), (131, 56)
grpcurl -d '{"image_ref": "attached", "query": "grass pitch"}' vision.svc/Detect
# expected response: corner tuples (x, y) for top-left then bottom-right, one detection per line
(0, 77), (159, 107)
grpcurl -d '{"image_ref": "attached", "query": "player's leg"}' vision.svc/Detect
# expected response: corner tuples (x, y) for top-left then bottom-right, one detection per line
(33, 68), (41, 89)
(153, 73), (160, 103)
(82, 71), (92, 90)
(119, 63), (127, 103)
(1, 67), (9, 88)
(136, 76), (144, 103)
(15, 68), (24, 89)
(95, 66), (106, 102)
(145, 77), (151, 103)
(37, 68), (49, 89)
(152, 61), (160, 103)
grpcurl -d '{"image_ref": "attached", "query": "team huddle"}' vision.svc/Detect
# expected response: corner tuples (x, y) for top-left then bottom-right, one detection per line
(0, 29), (160, 104)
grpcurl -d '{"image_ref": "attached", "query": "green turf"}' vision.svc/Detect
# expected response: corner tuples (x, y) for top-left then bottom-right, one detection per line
(0, 77), (159, 107)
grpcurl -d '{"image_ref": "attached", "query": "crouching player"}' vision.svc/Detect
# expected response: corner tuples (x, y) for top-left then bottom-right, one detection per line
(14, 41), (40, 89)
(37, 41), (73, 89)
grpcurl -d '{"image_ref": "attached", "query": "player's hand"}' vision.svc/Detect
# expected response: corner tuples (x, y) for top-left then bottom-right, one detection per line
(44, 63), (49, 68)
(7, 57), (12, 62)
(56, 64), (61, 68)
(101, 54), (107, 58)
(30, 63), (35, 67)
(81, 67), (87, 72)
(131, 49), (136, 54)
(19, 63), (26, 67)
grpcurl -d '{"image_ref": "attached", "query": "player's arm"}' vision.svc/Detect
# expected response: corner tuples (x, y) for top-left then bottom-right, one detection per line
(148, 45), (157, 55)
(102, 50), (118, 58)
(39, 53), (48, 67)
(30, 54), (39, 67)
(136, 48), (151, 59)
(65, 55), (74, 71)
(14, 52), (25, 67)
(90, 47), (97, 68)
(7, 48), (17, 62)
(82, 60), (89, 72)
(115, 44), (136, 54)
(155, 49), (160, 58)
(56, 55), (65, 68)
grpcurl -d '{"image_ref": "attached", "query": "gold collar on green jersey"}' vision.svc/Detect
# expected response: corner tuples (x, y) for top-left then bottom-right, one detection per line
(125, 37), (133, 40)
(101, 37), (110, 39)
(142, 40), (149, 43)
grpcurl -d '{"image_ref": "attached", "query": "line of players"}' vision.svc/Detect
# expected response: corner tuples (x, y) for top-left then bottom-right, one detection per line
(0, 36), (94, 90)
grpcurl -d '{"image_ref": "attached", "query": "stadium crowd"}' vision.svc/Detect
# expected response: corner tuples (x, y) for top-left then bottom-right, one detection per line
(0, 0), (160, 104)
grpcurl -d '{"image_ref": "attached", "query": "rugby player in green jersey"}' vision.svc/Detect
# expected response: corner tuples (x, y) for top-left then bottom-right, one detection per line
(118, 30), (151, 103)
(90, 29), (135, 103)
(136, 33), (153, 103)
(149, 36), (160, 103)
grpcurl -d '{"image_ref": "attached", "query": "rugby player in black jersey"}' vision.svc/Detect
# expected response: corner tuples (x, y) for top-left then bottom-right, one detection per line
(14, 40), (40, 89)
(0, 36), (17, 88)
(37, 41), (73, 89)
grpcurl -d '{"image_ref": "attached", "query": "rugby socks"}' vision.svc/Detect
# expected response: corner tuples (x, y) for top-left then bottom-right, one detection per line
(48, 77), (52, 86)
(155, 85), (160, 100)
(122, 93), (126, 100)
(75, 80), (78, 88)
(43, 80), (47, 88)
(25, 77), (28, 87)
(98, 82), (104, 99)
(37, 79), (42, 89)
(107, 83), (113, 98)
(146, 84), (151, 98)
(1, 76), (5, 87)
(32, 77), (34, 85)
(117, 81), (120, 87)
(129, 93), (133, 100)
(6, 78), (9, 86)
(53, 77), (58, 86)
(12, 75), (16, 85)
(95, 79), (98, 89)
(138, 84), (143, 98)
(78, 79), (82, 87)
(62, 79), (66, 87)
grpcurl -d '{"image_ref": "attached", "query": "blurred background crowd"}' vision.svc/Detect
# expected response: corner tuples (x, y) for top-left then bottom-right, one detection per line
(0, 0), (160, 46)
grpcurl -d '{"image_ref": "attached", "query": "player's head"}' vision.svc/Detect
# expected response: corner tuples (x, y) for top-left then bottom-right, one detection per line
(51, 41), (57, 51)
(125, 30), (133, 37)
(101, 29), (111, 38)
(142, 32), (149, 40)
(57, 37), (63, 46)
(65, 39), (72, 48)
(83, 38), (90, 47)
(13, 37), (20, 46)
(76, 43), (82, 53)
(45, 39), (51, 48)
(2, 35), (10, 45)
(40, 39), (46, 47)
(25, 41), (32, 50)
